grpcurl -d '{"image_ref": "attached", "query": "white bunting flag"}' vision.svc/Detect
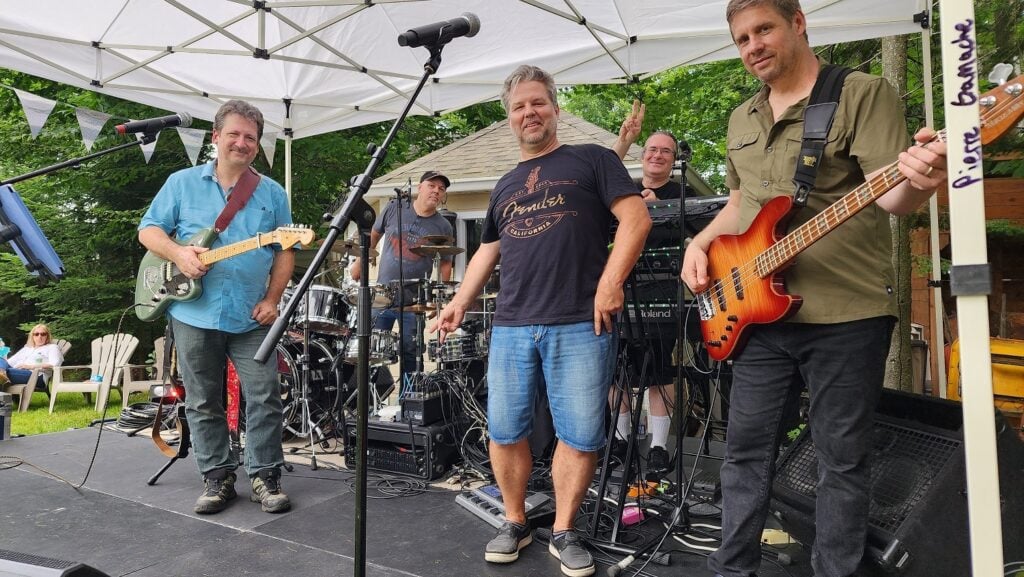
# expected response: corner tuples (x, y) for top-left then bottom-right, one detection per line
(136, 132), (160, 163)
(14, 89), (57, 138)
(75, 108), (112, 151)
(261, 131), (278, 168)
(176, 127), (207, 167)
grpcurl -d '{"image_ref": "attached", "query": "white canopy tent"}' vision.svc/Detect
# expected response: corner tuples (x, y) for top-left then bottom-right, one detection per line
(0, 0), (923, 140)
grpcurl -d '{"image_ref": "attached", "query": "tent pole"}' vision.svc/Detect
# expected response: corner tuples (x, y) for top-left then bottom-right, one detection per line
(921, 1), (947, 397)
(936, 2), (1003, 576)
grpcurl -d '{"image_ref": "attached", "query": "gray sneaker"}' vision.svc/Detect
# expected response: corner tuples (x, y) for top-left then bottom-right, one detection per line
(484, 521), (532, 563)
(549, 530), (595, 577)
(194, 469), (237, 514)
(250, 468), (291, 513)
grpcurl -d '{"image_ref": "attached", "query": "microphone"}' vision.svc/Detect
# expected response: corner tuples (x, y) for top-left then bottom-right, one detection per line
(115, 112), (192, 135)
(397, 13), (480, 48)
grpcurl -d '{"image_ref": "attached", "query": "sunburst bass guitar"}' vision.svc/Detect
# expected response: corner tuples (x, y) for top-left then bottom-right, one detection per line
(135, 225), (315, 322)
(697, 74), (1024, 361)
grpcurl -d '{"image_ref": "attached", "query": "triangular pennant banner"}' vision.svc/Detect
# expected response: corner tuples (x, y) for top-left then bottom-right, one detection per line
(261, 131), (278, 168)
(136, 132), (159, 163)
(14, 89), (57, 138)
(75, 107), (112, 151)
(176, 127), (207, 167)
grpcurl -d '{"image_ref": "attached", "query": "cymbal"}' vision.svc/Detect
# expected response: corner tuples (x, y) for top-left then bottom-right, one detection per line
(420, 234), (454, 245)
(410, 245), (465, 257)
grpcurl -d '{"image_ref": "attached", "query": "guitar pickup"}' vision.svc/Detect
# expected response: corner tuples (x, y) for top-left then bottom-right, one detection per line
(731, 267), (744, 300)
(713, 279), (727, 312)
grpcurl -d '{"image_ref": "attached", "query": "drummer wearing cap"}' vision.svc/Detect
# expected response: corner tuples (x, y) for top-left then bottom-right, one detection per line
(349, 170), (455, 380)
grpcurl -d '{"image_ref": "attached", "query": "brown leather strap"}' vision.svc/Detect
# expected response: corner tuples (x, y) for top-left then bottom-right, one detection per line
(214, 166), (261, 233)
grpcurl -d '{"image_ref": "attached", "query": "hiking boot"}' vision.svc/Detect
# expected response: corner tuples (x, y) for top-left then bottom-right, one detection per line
(646, 446), (672, 481)
(194, 468), (237, 514)
(549, 529), (595, 577)
(250, 468), (290, 513)
(484, 521), (532, 563)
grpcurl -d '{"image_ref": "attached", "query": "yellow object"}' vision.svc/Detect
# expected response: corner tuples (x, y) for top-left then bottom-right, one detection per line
(947, 337), (1024, 418)
(761, 528), (795, 545)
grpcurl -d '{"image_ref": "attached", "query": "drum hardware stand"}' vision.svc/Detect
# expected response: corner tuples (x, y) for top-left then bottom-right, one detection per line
(255, 41), (451, 577)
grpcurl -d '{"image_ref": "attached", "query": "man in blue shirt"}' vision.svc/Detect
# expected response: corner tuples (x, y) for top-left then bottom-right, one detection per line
(139, 100), (295, 515)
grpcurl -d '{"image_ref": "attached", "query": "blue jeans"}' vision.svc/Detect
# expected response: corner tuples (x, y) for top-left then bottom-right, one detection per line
(0, 358), (37, 386)
(708, 316), (894, 577)
(170, 318), (285, 478)
(373, 308), (417, 377)
(487, 322), (617, 452)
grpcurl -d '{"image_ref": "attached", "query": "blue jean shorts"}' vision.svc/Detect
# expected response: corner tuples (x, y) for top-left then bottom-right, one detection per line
(486, 321), (617, 452)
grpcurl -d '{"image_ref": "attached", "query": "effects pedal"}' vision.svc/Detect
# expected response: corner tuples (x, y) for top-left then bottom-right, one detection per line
(455, 485), (553, 529)
(689, 468), (722, 504)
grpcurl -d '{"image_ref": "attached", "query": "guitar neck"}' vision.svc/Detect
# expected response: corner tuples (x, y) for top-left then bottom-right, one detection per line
(756, 143), (930, 277)
(198, 234), (274, 265)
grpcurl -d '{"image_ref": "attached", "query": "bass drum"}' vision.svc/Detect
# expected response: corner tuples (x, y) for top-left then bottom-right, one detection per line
(276, 339), (341, 437)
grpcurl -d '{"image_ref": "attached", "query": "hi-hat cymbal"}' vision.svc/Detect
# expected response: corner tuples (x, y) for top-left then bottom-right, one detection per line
(420, 234), (454, 246)
(410, 245), (465, 257)
(397, 303), (439, 314)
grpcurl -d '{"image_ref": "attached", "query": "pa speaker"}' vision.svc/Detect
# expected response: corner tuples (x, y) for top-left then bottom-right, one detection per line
(771, 389), (1024, 577)
(0, 549), (110, 576)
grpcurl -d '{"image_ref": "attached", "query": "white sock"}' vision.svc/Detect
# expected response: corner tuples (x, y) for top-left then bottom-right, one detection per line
(616, 411), (631, 440)
(649, 415), (672, 448)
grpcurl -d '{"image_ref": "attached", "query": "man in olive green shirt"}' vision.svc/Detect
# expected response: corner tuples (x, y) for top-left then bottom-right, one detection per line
(680, 1), (948, 576)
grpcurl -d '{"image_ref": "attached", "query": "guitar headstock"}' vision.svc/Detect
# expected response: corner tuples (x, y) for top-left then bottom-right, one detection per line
(979, 71), (1024, 145)
(270, 224), (315, 248)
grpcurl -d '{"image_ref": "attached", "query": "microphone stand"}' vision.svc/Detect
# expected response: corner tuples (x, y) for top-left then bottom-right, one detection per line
(0, 135), (155, 187)
(254, 43), (448, 577)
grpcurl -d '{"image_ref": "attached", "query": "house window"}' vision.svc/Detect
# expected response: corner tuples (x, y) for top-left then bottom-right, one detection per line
(455, 211), (486, 280)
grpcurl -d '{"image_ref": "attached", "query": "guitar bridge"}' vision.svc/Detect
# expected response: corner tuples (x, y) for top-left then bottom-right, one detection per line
(696, 292), (714, 321)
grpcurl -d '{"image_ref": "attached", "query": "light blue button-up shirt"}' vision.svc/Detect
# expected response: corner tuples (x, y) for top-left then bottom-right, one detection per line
(139, 161), (292, 333)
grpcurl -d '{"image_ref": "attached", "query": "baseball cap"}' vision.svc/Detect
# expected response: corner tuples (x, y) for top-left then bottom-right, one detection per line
(420, 170), (450, 188)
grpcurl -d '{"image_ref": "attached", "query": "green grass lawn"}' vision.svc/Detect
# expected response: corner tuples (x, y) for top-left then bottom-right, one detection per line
(10, 390), (151, 437)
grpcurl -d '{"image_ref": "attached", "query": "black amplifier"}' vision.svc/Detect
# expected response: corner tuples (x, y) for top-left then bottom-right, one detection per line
(344, 418), (458, 480)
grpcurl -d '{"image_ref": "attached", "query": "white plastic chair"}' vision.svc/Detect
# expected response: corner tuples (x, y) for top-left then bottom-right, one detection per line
(49, 334), (138, 412)
(120, 337), (167, 408)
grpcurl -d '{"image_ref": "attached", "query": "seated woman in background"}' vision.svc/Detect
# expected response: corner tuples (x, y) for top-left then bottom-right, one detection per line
(0, 324), (63, 390)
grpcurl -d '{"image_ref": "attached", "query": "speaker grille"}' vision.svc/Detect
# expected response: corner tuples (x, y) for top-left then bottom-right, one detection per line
(774, 418), (961, 534)
(0, 549), (77, 569)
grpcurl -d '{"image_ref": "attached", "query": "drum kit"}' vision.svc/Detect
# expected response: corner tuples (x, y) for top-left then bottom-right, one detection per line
(277, 235), (494, 448)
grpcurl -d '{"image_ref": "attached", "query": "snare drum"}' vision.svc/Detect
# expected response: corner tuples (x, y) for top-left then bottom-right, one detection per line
(288, 285), (350, 336)
(427, 333), (486, 363)
(342, 329), (399, 365)
(343, 283), (393, 308)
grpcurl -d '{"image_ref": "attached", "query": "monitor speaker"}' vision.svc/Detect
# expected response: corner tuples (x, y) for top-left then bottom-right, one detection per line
(771, 389), (1024, 576)
(0, 549), (110, 576)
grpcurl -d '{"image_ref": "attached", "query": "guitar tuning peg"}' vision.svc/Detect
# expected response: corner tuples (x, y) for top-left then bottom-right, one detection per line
(988, 63), (1014, 87)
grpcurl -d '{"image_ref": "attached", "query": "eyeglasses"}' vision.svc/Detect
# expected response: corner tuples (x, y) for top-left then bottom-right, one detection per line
(33, 332), (48, 336)
(644, 147), (675, 157)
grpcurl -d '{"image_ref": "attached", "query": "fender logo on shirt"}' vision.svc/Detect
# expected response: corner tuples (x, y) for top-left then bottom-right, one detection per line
(499, 166), (578, 239)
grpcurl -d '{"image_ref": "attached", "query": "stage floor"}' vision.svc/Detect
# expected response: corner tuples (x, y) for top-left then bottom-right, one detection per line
(0, 426), (808, 577)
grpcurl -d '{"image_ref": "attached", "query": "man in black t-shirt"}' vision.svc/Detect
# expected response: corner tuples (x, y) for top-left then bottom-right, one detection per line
(610, 105), (690, 477)
(431, 65), (651, 577)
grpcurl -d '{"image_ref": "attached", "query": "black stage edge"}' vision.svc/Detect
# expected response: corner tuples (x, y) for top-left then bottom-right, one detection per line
(0, 428), (807, 577)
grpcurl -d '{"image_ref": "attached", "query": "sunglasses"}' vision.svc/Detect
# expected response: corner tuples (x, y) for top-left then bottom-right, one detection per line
(33, 332), (48, 336)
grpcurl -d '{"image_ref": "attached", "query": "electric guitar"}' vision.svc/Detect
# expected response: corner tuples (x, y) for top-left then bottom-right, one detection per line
(135, 225), (315, 322)
(697, 74), (1024, 361)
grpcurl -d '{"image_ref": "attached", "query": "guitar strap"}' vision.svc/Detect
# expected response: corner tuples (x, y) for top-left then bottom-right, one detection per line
(792, 64), (852, 207)
(213, 166), (261, 233)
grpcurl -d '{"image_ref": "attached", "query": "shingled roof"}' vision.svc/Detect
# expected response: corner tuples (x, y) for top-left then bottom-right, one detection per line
(367, 111), (645, 196)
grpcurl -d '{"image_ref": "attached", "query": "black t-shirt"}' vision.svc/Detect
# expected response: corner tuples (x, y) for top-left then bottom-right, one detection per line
(638, 179), (684, 200)
(482, 144), (639, 326)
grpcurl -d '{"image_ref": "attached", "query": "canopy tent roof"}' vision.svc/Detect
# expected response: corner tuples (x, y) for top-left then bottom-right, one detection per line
(0, 0), (924, 140)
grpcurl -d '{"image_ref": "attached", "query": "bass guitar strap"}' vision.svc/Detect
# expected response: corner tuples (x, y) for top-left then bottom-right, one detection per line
(792, 64), (852, 207)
